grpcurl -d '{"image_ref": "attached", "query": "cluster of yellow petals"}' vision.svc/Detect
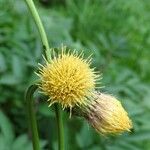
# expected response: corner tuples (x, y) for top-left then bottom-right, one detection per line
(37, 46), (132, 135)
(86, 92), (132, 134)
(37, 48), (99, 108)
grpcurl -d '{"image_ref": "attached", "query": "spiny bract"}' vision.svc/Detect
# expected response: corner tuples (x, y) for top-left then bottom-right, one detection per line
(85, 92), (132, 134)
(37, 47), (99, 108)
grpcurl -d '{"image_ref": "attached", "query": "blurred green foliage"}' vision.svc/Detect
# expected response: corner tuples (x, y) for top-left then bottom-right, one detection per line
(0, 0), (150, 150)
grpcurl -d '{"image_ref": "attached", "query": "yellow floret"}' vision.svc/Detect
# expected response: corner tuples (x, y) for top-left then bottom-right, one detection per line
(37, 47), (99, 108)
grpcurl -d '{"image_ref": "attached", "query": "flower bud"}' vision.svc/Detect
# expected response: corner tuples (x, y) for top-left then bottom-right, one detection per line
(83, 92), (132, 134)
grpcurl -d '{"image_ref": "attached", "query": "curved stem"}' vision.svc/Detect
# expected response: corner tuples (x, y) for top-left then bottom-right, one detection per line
(55, 104), (64, 150)
(24, 1), (64, 150)
(25, 85), (40, 150)
(25, 0), (51, 61)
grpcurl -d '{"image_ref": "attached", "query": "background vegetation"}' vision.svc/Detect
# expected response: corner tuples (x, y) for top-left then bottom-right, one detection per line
(0, 0), (150, 150)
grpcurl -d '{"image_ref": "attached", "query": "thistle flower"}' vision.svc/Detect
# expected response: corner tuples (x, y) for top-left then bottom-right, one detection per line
(37, 46), (100, 108)
(83, 92), (132, 134)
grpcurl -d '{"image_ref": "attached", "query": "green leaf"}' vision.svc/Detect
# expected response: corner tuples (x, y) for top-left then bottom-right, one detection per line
(39, 103), (55, 117)
(125, 131), (150, 142)
(12, 134), (32, 150)
(0, 110), (14, 144)
(76, 123), (94, 148)
(0, 53), (6, 73)
(0, 74), (19, 85)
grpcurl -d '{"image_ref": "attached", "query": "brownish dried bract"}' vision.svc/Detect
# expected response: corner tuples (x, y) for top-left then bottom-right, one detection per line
(85, 92), (132, 134)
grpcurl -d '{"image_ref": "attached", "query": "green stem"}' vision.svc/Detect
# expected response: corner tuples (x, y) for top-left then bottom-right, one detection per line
(55, 104), (64, 150)
(25, 85), (40, 150)
(25, 0), (51, 61)
(24, 1), (64, 150)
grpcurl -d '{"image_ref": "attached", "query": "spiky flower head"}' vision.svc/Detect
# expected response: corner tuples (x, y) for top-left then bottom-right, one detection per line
(83, 92), (132, 134)
(37, 46), (99, 108)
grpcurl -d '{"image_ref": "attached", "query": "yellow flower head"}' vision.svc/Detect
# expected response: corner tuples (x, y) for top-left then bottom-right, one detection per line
(85, 92), (132, 134)
(37, 46), (99, 108)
